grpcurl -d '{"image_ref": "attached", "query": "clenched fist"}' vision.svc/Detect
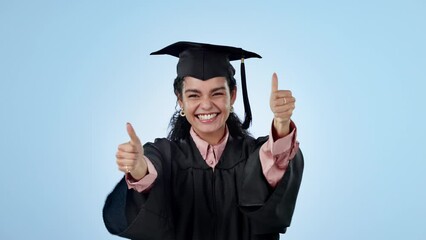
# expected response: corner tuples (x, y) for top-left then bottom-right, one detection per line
(270, 73), (296, 138)
(115, 123), (148, 180)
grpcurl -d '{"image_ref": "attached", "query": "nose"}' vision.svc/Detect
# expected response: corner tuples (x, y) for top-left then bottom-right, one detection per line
(199, 96), (213, 110)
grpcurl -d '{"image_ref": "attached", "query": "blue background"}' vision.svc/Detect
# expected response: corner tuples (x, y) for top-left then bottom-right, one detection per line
(1, 0), (425, 239)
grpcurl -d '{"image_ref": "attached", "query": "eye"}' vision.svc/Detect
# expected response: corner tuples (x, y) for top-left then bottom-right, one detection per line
(187, 94), (199, 99)
(212, 92), (225, 96)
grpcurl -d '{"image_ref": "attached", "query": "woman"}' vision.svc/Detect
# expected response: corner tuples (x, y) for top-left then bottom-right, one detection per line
(103, 42), (304, 240)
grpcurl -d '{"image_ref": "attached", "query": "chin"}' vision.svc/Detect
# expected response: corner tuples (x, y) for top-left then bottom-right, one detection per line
(194, 121), (226, 135)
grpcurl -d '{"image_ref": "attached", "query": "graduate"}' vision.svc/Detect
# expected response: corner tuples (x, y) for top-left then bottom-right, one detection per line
(103, 41), (304, 240)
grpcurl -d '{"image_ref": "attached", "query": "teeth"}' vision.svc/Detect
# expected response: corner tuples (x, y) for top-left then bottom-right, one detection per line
(198, 113), (217, 120)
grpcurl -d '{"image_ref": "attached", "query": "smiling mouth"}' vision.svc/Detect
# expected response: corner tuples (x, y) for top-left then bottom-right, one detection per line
(197, 113), (218, 120)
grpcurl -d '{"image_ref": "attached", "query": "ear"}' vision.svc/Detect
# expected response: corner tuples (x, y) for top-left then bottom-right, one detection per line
(176, 78), (185, 108)
(178, 97), (183, 108)
(177, 91), (185, 109)
(230, 86), (237, 105)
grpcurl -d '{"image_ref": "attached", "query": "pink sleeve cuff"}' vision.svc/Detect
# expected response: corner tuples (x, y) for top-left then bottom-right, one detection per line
(259, 120), (299, 187)
(125, 156), (158, 193)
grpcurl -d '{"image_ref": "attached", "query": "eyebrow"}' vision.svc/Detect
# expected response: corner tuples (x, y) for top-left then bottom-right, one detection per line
(210, 87), (227, 93)
(184, 89), (201, 94)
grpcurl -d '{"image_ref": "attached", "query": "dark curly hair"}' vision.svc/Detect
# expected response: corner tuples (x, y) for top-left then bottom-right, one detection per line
(167, 75), (249, 141)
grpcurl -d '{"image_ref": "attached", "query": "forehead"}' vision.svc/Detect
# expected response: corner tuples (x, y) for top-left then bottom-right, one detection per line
(183, 76), (229, 91)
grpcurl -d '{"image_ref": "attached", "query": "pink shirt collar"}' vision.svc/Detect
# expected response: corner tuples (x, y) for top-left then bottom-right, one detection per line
(190, 127), (229, 166)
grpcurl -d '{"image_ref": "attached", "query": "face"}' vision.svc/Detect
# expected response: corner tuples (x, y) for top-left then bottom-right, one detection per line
(178, 76), (236, 143)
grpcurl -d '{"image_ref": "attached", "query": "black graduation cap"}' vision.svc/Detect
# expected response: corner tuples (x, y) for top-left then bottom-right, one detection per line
(150, 41), (261, 129)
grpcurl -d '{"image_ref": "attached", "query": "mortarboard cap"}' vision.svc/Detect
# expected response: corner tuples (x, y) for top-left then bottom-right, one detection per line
(150, 41), (261, 129)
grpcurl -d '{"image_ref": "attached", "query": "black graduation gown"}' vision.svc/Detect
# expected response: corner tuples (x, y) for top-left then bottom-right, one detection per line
(103, 134), (304, 240)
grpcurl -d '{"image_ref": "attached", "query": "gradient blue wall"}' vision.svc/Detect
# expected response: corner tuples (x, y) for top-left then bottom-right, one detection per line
(1, 1), (425, 239)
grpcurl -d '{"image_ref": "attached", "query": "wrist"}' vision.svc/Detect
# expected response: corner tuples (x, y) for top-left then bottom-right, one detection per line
(272, 119), (291, 139)
(130, 158), (148, 181)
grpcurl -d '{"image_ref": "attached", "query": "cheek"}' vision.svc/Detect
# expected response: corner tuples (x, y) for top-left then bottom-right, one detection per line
(220, 97), (231, 106)
(214, 99), (231, 112)
(182, 101), (195, 112)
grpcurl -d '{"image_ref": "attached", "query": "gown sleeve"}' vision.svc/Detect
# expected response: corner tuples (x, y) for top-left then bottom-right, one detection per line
(238, 137), (304, 235)
(125, 156), (158, 192)
(103, 138), (175, 240)
(259, 120), (299, 187)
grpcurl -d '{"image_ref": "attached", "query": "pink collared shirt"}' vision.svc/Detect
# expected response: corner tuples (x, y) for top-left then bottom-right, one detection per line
(126, 121), (299, 191)
(189, 127), (228, 169)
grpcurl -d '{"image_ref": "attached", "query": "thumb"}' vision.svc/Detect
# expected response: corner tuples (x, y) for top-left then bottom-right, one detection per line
(126, 122), (140, 145)
(271, 72), (279, 93)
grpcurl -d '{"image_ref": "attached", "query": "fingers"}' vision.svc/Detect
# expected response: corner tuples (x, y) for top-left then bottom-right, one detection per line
(272, 94), (292, 112)
(271, 72), (278, 93)
(118, 142), (138, 153)
(272, 102), (296, 113)
(269, 73), (296, 137)
(273, 109), (294, 122)
(272, 96), (296, 106)
(116, 159), (137, 172)
(126, 122), (140, 145)
(117, 163), (134, 173)
(269, 72), (296, 122)
(270, 73), (292, 99)
(271, 90), (293, 99)
(116, 149), (141, 173)
(116, 122), (145, 174)
(116, 151), (137, 160)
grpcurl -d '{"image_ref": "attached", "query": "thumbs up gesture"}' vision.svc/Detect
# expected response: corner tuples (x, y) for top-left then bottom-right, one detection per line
(115, 123), (148, 180)
(270, 73), (296, 138)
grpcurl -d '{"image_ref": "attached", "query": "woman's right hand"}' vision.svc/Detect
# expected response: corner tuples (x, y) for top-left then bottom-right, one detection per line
(115, 123), (148, 180)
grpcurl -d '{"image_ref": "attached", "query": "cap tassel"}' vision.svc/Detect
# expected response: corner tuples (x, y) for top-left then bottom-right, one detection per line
(240, 58), (252, 129)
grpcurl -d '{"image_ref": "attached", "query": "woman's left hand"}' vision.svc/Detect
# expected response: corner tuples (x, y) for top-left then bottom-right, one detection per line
(269, 73), (296, 138)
